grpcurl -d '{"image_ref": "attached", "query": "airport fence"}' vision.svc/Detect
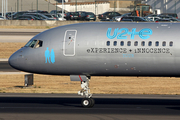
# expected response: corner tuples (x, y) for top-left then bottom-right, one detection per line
(1, 0), (180, 17)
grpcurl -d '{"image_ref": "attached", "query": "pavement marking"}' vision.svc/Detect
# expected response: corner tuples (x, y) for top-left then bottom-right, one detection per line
(0, 36), (32, 42)
(0, 72), (30, 75)
(0, 59), (8, 61)
(0, 107), (150, 111)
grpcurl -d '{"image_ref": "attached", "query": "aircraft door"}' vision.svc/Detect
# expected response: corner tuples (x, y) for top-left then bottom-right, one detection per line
(63, 30), (77, 56)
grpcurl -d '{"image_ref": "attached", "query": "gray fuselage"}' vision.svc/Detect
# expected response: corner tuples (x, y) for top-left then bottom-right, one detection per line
(8, 22), (180, 77)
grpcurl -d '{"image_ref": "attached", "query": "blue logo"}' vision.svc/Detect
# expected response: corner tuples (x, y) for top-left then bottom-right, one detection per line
(107, 28), (152, 39)
(45, 47), (55, 64)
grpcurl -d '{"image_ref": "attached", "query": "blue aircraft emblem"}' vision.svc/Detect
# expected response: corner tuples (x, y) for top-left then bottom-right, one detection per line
(45, 47), (55, 64)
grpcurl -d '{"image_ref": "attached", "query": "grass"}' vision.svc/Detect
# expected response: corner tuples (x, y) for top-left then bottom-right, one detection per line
(0, 74), (180, 94)
(0, 42), (26, 58)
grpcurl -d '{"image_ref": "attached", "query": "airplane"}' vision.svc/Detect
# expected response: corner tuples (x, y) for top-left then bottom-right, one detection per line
(8, 22), (178, 108)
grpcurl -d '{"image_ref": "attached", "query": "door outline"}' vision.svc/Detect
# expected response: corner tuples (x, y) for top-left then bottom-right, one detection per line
(63, 30), (77, 56)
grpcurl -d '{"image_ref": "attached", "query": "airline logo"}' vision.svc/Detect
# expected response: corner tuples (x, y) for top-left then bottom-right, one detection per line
(107, 28), (152, 39)
(45, 47), (55, 64)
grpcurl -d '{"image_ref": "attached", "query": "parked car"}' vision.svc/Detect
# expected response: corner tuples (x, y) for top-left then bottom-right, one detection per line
(28, 10), (49, 14)
(75, 11), (87, 20)
(10, 11), (50, 20)
(98, 12), (121, 20)
(52, 14), (66, 21)
(158, 15), (175, 19)
(113, 13), (131, 21)
(119, 16), (147, 22)
(155, 18), (172, 22)
(145, 14), (161, 21)
(24, 13), (55, 20)
(0, 14), (6, 20)
(142, 17), (153, 22)
(50, 10), (66, 15)
(11, 11), (29, 19)
(146, 14), (159, 17)
(5, 12), (15, 19)
(77, 12), (96, 21)
(146, 16), (160, 21)
(160, 13), (178, 19)
(0, 16), (5, 20)
(100, 19), (114, 21)
(13, 15), (43, 20)
(43, 14), (56, 20)
(169, 18), (180, 21)
(65, 12), (79, 20)
(120, 19), (133, 22)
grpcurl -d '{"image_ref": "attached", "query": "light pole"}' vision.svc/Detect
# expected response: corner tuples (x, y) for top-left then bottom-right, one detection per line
(6, 0), (8, 14)
(56, 1), (57, 20)
(175, 1), (176, 13)
(95, 0), (96, 15)
(31, 2), (33, 10)
(2, 0), (4, 17)
(2, 0), (7, 19)
(76, 0), (77, 12)
(21, 0), (22, 11)
(62, 0), (64, 21)
(37, 0), (38, 12)
(48, 0), (49, 12)
(114, 1), (116, 12)
(17, 0), (19, 12)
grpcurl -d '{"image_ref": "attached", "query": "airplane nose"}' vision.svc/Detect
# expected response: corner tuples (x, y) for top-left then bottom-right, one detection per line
(8, 53), (19, 69)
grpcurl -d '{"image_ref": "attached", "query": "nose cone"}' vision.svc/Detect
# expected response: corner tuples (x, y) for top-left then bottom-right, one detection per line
(8, 53), (19, 70)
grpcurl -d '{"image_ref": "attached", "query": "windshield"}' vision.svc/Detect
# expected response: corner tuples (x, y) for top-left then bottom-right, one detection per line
(57, 14), (62, 17)
(73, 12), (79, 16)
(142, 6), (150, 11)
(44, 14), (53, 18)
(136, 5), (150, 11)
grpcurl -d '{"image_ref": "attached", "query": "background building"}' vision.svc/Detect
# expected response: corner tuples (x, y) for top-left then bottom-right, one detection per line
(0, 0), (141, 14)
(0, 0), (61, 13)
(142, 0), (180, 17)
(1, 0), (180, 17)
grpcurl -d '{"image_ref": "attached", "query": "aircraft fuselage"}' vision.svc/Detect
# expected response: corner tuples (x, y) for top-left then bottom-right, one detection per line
(9, 22), (180, 77)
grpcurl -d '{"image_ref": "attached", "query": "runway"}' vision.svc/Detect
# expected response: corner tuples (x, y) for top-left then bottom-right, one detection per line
(0, 61), (19, 72)
(0, 93), (180, 120)
(0, 29), (46, 42)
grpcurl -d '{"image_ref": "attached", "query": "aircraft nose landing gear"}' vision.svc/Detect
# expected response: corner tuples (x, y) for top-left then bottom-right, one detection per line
(81, 98), (95, 108)
(78, 78), (95, 108)
(70, 75), (95, 108)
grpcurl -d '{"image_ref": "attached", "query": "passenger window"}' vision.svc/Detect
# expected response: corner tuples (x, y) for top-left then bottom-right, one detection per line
(169, 41), (173, 47)
(120, 41), (124, 46)
(134, 41), (138, 46)
(148, 41), (152, 46)
(141, 41), (145, 46)
(107, 41), (110, 46)
(162, 41), (166, 46)
(155, 41), (159, 46)
(127, 41), (131, 46)
(114, 41), (117, 46)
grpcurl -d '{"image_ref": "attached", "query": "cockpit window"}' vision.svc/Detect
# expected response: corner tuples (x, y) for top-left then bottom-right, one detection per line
(25, 40), (33, 47)
(35, 40), (43, 48)
(25, 40), (43, 48)
(29, 40), (37, 48)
